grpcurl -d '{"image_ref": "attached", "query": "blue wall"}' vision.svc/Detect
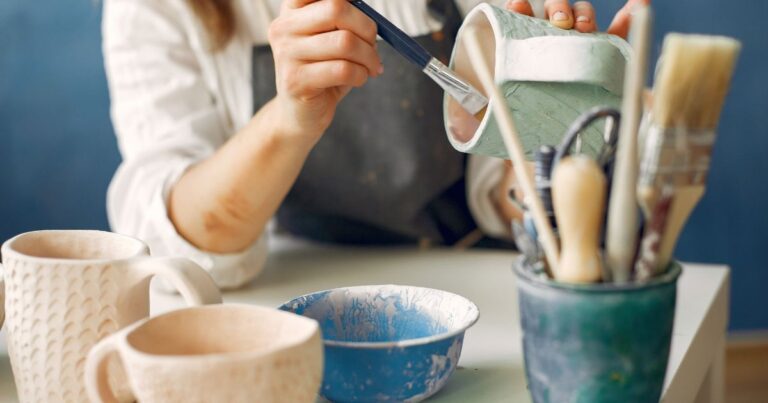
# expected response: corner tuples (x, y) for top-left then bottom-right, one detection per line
(0, 0), (119, 236)
(1, 0), (766, 330)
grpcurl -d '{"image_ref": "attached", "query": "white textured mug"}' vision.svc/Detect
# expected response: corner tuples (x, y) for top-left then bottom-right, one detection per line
(0, 230), (222, 402)
(85, 304), (323, 403)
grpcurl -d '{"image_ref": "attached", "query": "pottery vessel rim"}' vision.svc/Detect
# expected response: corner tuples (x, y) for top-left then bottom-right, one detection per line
(279, 284), (480, 349)
(116, 303), (320, 362)
(1, 229), (148, 265)
(514, 257), (683, 293)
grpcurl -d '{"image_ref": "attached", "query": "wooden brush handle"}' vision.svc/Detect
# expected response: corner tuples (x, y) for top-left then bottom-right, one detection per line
(657, 186), (705, 271)
(463, 28), (561, 275)
(606, 5), (651, 283)
(552, 156), (606, 283)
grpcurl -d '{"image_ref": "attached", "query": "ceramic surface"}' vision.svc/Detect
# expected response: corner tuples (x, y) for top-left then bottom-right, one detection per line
(280, 285), (479, 402)
(514, 258), (681, 403)
(85, 304), (323, 403)
(444, 4), (631, 160)
(0, 230), (221, 403)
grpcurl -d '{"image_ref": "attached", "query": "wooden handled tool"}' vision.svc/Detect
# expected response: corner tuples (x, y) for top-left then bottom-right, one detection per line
(552, 156), (607, 283)
(605, 4), (652, 283)
(638, 34), (741, 272)
(463, 28), (561, 276)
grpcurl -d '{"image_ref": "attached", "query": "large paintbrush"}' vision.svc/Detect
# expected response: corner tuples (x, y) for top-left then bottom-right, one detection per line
(637, 33), (741, 272)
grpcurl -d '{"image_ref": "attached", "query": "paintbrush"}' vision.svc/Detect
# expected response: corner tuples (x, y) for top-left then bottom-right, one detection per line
(638, 33), (741, 272)
(605, 4), (652, 283)
(350, 0), (488, 115)
(463, 28), (561, 276)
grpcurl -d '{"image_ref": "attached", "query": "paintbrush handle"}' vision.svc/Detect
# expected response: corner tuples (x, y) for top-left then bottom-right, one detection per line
(350, 0), (431, 68)
(656, 186), (705, 271)
(552, 156), (606, 283)
(606, 5), (652, 283)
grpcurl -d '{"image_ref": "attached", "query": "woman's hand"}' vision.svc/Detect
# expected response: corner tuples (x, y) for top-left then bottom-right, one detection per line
(268, 0), (383, 144)
(506, 0), (650, 39)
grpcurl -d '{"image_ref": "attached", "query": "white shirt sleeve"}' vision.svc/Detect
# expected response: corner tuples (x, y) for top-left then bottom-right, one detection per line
(466, 155), (512, 239)
(103, 0), (267, 290)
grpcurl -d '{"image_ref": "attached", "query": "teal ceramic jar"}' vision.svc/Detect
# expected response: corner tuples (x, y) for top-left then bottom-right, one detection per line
(514, 259), (682, 403)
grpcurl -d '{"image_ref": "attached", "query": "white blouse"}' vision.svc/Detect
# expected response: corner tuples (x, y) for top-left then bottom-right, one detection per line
(102, 0), (544, 289)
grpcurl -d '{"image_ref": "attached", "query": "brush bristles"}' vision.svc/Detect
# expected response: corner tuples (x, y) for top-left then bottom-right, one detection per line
(652, 33), (741, 130)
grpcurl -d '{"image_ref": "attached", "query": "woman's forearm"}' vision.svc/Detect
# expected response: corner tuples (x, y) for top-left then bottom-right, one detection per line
(169, 98), (316, 253)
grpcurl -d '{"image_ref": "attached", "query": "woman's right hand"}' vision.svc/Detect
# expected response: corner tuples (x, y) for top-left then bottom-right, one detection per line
(268, 0), (383, 144)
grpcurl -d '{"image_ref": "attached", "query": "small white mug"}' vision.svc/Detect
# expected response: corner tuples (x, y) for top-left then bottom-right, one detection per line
(85, 304), (323, 403)
(0, 230), (222, 402)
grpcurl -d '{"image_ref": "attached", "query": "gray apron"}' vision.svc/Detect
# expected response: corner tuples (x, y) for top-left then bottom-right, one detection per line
(252, 0), (476, 245)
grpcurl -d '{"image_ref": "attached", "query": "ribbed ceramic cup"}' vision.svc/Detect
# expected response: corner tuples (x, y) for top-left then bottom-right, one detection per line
(85, 304), (323, 403)
(514, 258), (681, 403)
(445, 4), (631, 160)
(0, 230), (222, 403)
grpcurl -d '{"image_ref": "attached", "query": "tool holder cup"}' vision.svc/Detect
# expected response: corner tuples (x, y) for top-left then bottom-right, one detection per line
(513, 257), (681, 403)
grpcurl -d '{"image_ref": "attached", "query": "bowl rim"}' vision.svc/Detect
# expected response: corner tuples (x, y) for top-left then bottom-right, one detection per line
(277, 284), (480, 349)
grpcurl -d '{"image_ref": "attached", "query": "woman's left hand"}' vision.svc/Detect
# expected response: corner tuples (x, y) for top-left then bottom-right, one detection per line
(505, 0), (650, 39)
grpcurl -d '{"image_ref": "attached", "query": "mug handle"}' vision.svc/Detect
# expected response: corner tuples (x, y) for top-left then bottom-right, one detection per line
(127, 256), (222, 306)
(84, 330), (131, 403)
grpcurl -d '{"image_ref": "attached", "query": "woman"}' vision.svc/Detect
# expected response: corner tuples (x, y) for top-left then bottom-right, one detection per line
(103, 0), (640, 288)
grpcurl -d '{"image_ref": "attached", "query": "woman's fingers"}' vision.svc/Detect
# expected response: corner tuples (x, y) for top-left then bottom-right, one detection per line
(289, 30), (382, 76)
(544, 0), (574, 30)
(607, 0), (650, 39)
(573, 1), (597, 33)
(293, 60), (370, 96)
(278, 0), (378, 46)
(505, 0), (534, 17)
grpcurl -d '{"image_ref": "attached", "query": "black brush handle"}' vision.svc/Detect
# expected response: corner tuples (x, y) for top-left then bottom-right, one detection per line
(350, 0), (432, 68)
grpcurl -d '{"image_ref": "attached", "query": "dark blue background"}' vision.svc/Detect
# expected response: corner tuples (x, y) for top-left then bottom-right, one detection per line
(1, 0), (766, 330)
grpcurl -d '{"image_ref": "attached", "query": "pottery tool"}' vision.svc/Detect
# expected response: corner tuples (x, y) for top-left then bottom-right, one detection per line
(534, 145), (557, 229)
(638, 33), (741, 272)
(512, 220), (542, 267)
(551, 156), (607, 283)
(463, 28), (561, 276)
(350, 0), (488, 115)
(605, 4), (652, 283)
(552, 106), (621, 170)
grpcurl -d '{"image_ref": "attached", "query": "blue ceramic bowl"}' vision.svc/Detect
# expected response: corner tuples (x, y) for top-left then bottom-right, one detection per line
(279, 285), (480, 402)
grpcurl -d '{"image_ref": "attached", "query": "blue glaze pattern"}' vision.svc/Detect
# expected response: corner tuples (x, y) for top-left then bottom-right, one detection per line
(279, 285), (479, 402)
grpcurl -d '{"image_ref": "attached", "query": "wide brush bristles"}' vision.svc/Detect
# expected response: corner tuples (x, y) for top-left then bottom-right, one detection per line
(652, 34), (741, 130)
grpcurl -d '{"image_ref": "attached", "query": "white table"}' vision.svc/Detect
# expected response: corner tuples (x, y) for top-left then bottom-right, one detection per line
(0, 238), (729, 402)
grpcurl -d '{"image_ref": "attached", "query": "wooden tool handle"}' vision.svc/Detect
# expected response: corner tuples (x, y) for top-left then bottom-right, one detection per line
(656, 186), (705, 271)
(463, 28), (561, 275)
(552, 156), (607, 283)
(606, 5), (652, 283)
